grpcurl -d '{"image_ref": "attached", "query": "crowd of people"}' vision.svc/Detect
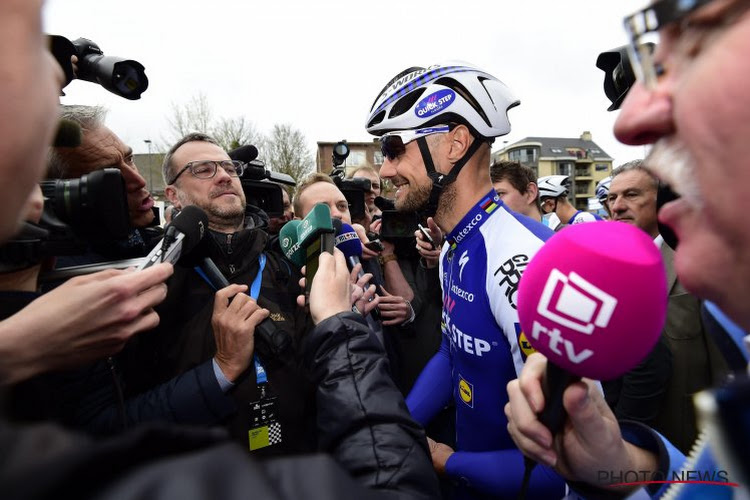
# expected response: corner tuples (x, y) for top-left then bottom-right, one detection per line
(1, 0), (749, 499)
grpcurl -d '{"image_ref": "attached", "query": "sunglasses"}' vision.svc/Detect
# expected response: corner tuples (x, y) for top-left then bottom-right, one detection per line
(380, 124), (455, 161)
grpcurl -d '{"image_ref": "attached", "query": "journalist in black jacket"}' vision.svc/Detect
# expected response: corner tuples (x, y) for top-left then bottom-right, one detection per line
(1, 250), (440, 499)
(120, 224), (316, 455)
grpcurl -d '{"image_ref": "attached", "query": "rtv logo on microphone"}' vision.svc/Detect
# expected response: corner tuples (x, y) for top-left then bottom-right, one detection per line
(538, 269), (617, 335)
(530, 269), (618, 365)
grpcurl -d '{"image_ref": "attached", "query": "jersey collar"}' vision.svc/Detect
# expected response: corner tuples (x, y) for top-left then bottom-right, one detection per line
(446, 190), (502, 251)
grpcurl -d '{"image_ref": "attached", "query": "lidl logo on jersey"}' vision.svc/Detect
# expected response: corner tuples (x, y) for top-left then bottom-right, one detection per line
(443, 311), (491, 357)
(515, 323), (536, 361)
(458, 374), (474, 408)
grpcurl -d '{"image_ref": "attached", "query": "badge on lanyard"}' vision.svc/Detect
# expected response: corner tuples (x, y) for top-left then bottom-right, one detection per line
(244, 254), (283, 451)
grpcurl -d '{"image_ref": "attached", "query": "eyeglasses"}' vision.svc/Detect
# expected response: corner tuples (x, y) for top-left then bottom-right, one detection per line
(623, 0), (745, 90)
(167, 159), (245, 185)
(380, 125), (455, 161)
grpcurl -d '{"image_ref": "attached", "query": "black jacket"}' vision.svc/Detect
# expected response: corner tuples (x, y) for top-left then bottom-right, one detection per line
(123, 226), (316, 456)
(0, 312), (440, 500)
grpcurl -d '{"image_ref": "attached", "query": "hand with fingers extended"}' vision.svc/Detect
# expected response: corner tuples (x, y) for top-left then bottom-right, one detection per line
(0, 263), (174, 385)
(415, 217), (443, 268)
(377, 286), (412, 326)
(212, 284), (270, 382)
(348, 263), (380, 316)
(504, 353), (659, 492)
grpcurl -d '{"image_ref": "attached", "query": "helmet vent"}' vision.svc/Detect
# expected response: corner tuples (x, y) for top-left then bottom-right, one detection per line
(388, 88), (426, 119)
(367, 110), (386, 129)
(435, 77), (491, 128)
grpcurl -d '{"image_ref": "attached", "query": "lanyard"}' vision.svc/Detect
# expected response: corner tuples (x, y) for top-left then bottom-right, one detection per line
(195, 254), (268, 383)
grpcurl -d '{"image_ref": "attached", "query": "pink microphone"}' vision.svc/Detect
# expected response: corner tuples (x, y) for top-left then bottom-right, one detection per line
(518, 221), (667, 381)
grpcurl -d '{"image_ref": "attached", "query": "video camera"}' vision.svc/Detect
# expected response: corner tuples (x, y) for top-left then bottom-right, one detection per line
(329, 140), (370, 221)
(596, 43), (654, 111)
(49, 34), (149, 100)
(228, 145), (296, 218)
(0, 169), (130, 272)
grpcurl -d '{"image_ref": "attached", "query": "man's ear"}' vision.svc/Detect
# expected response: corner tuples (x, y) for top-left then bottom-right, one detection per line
(164, 185), (182, 209)
(525, 182), (539, 205)
(447, 124), (474, 163)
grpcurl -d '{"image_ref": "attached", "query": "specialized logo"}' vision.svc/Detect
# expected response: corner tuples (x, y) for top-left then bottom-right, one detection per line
(450, 284), (474, 303)
(458, 375), (474, 408)
(493, 254), (530, 310)
(443, 311), (492, 357)
(458, 251), (470, 281)
(453, 213), (483, 245)
(537, 269), (617, 335)
(334, 231), (358, 245)
(515, 323), (536, 361)
(415, 89), (455, 118)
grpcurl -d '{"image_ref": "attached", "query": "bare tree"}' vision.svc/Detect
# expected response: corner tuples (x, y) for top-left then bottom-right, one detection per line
(213, 116), (267, 158)
(265, 123), (314, 184)
(162, 93), (213, 148)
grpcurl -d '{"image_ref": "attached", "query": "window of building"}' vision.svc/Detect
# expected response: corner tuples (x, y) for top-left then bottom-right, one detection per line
(348, 150), (366, 167)
(373, 150), (383, 165)
(557, 162), (572, 176)
(595, 163), (609, 171)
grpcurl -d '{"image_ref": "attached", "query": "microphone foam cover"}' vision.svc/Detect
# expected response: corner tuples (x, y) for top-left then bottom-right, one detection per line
(517, 222), (667, 380)
(228, 145), (259, 163)
(169, 205), (208, 256)
(279, 220), (304, 267)
(336, 222), (362, 259)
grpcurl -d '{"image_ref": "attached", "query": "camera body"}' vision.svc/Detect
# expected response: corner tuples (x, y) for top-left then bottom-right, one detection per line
(0, 169), (130, 271)
(240, 159), (296, 218)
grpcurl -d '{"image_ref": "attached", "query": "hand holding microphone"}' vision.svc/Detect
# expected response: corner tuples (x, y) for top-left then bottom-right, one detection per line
(506, 222), (667, 491)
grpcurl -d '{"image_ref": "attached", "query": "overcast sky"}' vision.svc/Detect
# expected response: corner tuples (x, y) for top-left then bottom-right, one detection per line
(43, 0), (649, 167)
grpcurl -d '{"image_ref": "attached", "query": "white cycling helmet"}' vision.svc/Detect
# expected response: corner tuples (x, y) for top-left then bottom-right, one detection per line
(537, 175), (570, 198)
(596, 176), (612, 202)
(365, 62), (519, 216)
(366, 62), (519, 139)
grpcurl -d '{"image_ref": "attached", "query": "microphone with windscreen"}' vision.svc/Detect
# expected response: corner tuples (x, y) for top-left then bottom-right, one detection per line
(517, 221), (667, 387)
(334, 221), (365, 278)
(279, 219), (304, 268)
(138, 205), (207, 270)
(514, 222), (667, 497)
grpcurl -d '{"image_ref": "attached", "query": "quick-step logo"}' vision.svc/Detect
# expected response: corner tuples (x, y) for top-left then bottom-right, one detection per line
(415, 89), (455, 118)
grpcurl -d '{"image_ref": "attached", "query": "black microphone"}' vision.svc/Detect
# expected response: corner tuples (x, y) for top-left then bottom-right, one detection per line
(228, 144), (258, 163)
(334, 221), (365, 278)
(138, 205), (207, 270)
(196, 253), (291, 365)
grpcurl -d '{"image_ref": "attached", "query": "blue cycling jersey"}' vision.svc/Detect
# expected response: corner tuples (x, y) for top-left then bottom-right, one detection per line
(407, 191), (565, 499)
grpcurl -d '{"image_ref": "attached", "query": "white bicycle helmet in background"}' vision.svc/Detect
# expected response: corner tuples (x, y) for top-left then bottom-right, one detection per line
(365, 62), (520, 215)
(596, 176), (612, 202)
(537, 175), (570, 199)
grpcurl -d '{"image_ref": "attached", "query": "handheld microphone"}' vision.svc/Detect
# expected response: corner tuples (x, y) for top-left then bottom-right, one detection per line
(297, 204), (334, 296)
(138, 205), (207, 270)
(335, 221), (365, 278)
(279, 220), (304, 268)
(517, 222), (667, 432)
(193, 252), (292, 365)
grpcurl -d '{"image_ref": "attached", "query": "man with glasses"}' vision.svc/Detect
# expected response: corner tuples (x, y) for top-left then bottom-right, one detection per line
(506, 0), (750, 497)
(366, 63), (563, 498)
(121, 133), (315, 456)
